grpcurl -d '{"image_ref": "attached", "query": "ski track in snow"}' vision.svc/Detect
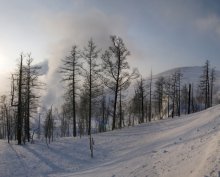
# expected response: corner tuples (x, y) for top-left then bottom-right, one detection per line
(1, 105), (220, 177)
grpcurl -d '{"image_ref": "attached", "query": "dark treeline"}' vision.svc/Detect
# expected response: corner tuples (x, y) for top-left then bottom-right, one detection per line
(0, 36), (218, 156)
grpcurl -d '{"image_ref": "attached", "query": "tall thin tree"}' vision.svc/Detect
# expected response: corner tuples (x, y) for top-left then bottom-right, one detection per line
(210, 68), (215, 107)
(17, 54), (23, 145)
(81, 39), (100, 136)
(148, 70), (153, 121)
(60, 45), (81, 137)
(199, 60), (210, 109)
(101, 35), (138, 130)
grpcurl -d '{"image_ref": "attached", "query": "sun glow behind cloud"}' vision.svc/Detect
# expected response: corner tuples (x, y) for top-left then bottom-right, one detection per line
(0, 54), (14, 73)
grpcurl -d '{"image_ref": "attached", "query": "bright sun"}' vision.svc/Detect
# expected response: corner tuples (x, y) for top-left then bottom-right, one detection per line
(0, 53), (15, 74)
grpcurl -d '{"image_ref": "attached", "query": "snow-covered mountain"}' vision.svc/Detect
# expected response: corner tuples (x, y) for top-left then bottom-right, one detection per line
(147, 66), (220, 102)
(1, 105), (220, 177)
(152, 66), (220, 86)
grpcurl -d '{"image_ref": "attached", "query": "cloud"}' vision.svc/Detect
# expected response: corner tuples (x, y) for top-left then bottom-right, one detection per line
(37, 60), (48, 75)
(36, 8), (137, 108)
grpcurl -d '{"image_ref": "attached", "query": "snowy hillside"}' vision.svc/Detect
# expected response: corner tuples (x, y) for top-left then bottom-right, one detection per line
(1, 105), (220, 177)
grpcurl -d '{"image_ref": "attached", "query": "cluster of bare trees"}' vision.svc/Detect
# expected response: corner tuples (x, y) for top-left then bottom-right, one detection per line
(58, 36), (138, 157)
(0, 35), (217, 153)
(129, 60), (216, 124)
(199, 60), (215, 109)
(0, 54), (42, 144)
(56, 36), (217, 159)
(58, 36), (138, 138)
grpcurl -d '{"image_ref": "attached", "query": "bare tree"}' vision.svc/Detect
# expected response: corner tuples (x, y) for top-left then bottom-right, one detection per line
(23, 54), (42, 142)
(133, 76), (146, 123)
(81, 38), (101, 136)
(44, 106), (54, 145)
(176, 71), (183, 116)
(60, 104), (71, 137)
(82, 38), (101, 158)
(98, 87), (109, 132)
(199, 60), (210, 109)
(164, 77), (171, 117)
(210, 68), (215, 107)
(101, 35), (138, 130)
(11, 54), (43, 144)
(187, 84), (191, 114)
(181, 84), (188, 114)
(59, 45), (81, 137)
(17, 54), (23, 145)
(78, 87), (89, 137)
(169, 71), (182, 118)
(147, 70), (153, 122)
(154, 76), (165, 119)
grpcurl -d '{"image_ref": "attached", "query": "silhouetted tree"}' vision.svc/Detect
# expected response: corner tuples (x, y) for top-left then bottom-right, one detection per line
(164, 77), (172, 117)
(188, 84), (191, 114)
(17, 55), (23, 145)
(101, 35), (138, 130)
(23, 54), (42, 142)
(210, 68), (215, 107)
(154, 76), (165, 119)
(78, 87), (89, 137)
(199, 60), (210, 109)
(82, 38), (101, 158)
(59, 45), (81, 137)
(44, 106), (54, 144)
(81, 38), (101, 137)
(147, 70), (153, 121)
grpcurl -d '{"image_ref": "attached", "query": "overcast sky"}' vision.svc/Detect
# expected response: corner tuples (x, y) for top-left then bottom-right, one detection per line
(1, 0), (220, 95)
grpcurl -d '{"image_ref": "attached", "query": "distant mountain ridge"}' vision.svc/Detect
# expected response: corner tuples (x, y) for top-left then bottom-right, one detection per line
(152, 66), (220, 85)
(148, 66), (220, 102)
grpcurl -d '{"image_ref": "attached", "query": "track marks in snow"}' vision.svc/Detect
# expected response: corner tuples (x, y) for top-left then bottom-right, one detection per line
(1, 106), (220, 177)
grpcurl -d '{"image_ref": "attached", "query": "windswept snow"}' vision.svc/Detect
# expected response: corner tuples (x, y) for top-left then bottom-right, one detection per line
(1, 105), (220, 177)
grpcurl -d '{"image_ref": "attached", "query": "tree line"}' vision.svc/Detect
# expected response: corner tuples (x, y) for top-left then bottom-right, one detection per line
(0, 36), (217, 153)
(130, 61), (216, 125)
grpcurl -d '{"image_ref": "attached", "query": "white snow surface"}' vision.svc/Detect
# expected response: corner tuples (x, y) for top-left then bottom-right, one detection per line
(1, 105), (220, 177)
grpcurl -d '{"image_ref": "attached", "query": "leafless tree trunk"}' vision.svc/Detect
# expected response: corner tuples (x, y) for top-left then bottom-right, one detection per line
(188, 84), (191, 114)
(17, 55), (23, 145)
(148, 70), (153, 122)
(81, 39), (100, 136)
(101, 35), (138, 130)
(59, 45), (81, 137)
(210, 68), (215, 107)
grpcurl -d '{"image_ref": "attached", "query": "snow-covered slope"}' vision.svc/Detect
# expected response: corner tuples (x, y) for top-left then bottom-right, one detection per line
(1, 105), (220, 177)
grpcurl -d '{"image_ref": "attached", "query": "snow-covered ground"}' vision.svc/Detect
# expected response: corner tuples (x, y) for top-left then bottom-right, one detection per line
(1, 105), (220, 177)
